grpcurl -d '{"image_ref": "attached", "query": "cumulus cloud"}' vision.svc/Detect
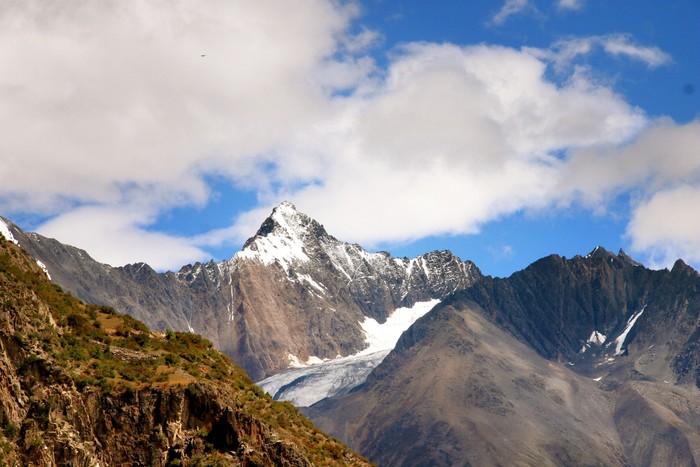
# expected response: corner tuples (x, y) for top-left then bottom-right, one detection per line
(561, 119), (700, 267)
(560, 120), (700, 204)
(0, 0), (357, 207)
(1, 1), (697, 272)
(0, 0), (362, 266)
(627, 185), (700, 269)
(225, 43), (647, 247)
(38, 205), (210, 271)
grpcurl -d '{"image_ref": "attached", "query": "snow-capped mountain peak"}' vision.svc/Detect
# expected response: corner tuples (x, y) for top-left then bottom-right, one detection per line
(236, 202), (325, 271)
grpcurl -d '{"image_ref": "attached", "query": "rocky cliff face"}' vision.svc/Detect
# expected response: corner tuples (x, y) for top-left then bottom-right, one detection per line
(308, 248), (700, 466)
(0, 235), (370, 466)
(453, 247), (700, 384)
(2, 202), (481, 380)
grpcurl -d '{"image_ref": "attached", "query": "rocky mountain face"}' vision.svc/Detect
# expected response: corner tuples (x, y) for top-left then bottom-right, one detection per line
(1, 202), (481, 381)
(307, 248), (700, 466)
(456, 247), (700, 383)
(7, 206), (700, 466)
(0, 235), (370, 466)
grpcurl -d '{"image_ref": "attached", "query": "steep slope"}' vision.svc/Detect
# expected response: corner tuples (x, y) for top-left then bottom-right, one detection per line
(2, 203), (481, 380)
(177, 202), (481, 380)
(308, 299), (629, 466)
(0, 234), (370, 466)
(308, 249), (700, 466)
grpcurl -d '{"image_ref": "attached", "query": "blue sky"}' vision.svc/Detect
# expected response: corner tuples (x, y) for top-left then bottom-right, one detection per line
(0, 0), (698, 277)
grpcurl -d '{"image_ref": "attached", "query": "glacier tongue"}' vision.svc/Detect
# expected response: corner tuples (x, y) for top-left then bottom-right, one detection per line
(258, 299), (440, 407)
(258, 350), (390, 407)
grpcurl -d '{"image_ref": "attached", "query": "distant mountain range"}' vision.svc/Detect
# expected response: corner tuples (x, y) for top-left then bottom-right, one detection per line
(3, 203), (700, 466)
(1, 202), (481, 381)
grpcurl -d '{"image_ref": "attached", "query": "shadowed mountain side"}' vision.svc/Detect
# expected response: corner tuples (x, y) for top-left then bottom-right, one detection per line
(307, 249), (700, 466)
(307, 299), (628, 466)
(453, 249), (700, 386)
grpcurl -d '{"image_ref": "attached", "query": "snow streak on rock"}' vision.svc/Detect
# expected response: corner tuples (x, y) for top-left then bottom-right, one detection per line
(614, 305), (646, 355)
(0, 218), (19, 245)
(581, 330), (607, 353)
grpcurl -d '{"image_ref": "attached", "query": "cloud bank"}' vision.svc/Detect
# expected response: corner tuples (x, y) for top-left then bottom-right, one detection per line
(0, 1), (697, 271)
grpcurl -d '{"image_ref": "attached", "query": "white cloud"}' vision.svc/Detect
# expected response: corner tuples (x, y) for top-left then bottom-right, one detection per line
(490, 0), (530, 25)
(558, 0), (584, 11)
(0, 0), (362, 266)
(548, 34), (672, 71)
(224, 43), (648, 248)
(560, 119), (700, 267)
(488, 244), (516, 261)
(0, 0), (356, 212)
(560, 120), (700, 206)
(2, 1), (696, 272)
(602, 35), (672, 68)
(627, 185), (700, 269)
(37, 205), (209, 271)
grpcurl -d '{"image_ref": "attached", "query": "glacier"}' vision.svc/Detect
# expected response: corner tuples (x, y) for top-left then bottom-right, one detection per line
(258, 299), (440, 406)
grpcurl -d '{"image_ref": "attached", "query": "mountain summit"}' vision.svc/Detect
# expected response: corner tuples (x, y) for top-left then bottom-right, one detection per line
(239, 201), (335, 273)
(3, 203), (482, 380)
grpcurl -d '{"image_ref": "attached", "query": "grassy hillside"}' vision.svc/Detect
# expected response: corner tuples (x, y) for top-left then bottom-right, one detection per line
(0, 235), (370, 466)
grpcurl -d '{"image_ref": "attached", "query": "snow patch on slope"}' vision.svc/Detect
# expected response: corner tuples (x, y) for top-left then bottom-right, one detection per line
(614, 305), (646, 355)
(236, 232), (309, 272)
(296, 273), (326, 294)
(357, 299), (440, 356)
(259, 299), (440, 406)
(35, 260), (51, 280)
(1, 219), (51, 279)
(0, 219), (19, 245)
(588, 330), (607, 345)
(581, 330), (607, 353)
